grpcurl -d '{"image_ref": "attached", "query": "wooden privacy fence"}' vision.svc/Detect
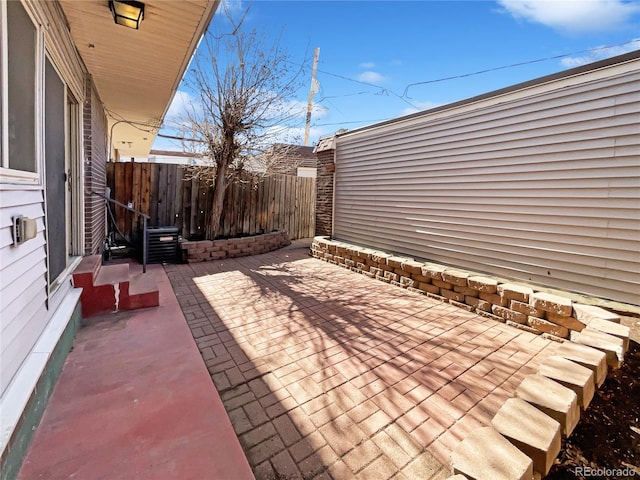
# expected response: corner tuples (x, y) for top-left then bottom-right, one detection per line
(106, 162), (316, 241)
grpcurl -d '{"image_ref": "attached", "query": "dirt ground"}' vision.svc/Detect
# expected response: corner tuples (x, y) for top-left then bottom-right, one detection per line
(546, 314), (640, 480)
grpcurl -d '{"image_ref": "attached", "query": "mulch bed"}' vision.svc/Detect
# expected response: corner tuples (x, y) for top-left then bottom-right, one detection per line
(546, 340), (639, 479)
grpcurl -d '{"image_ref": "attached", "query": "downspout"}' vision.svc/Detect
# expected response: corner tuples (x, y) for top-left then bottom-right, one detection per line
(331, 139), (337, 239)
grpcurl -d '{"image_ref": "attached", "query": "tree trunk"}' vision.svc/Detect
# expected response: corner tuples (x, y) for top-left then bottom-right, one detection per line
(206, 166), (228, 240)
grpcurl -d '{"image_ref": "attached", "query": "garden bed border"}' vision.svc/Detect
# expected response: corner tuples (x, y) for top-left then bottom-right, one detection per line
(180, 230), (291, 263)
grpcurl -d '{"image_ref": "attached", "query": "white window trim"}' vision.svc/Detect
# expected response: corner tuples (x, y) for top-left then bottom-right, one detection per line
(0, 0), (44, 185)
(42, 52), (84, 297)
(67, 94), (85, 258)
(1, 1), (8, 172)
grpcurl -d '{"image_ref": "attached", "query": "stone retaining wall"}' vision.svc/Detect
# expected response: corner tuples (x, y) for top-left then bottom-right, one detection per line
(311, 236), (626, 340)
(181, 230), (291, 263)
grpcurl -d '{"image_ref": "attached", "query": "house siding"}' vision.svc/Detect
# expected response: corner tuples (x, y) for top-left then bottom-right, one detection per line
(1, 0), (85, 460)
(1, 0), (86, 397)
(0, 187), (48, 394)
(39, 1), (84, 100)
(332, 57), (640, 305)
(83, 76), (107, 255)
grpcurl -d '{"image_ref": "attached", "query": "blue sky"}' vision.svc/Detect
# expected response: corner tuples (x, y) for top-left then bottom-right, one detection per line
(155, 0), (639, 151)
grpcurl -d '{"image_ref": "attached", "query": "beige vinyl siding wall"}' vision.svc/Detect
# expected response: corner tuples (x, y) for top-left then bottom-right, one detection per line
(39, 1), (85, 99)
(333, 60), (640, 305)
(0, 1), (85, 395)
(0, 188), (48, 394)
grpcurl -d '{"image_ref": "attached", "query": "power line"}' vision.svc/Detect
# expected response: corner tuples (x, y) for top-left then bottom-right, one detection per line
(315, 67), (418, 107)
(285, 59), (418, 109)
(317, 91), (373, 101)
(313, 119), (389, 127)
(156, 133), (206, 143)
(403, 40), (640, 97)
(290, 40), (638, 104)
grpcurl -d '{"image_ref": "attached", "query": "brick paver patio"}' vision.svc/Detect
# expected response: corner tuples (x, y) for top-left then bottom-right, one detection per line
(165, 246), (557, 480)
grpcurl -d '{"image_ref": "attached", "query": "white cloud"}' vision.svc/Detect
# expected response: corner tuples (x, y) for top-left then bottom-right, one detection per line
(310, 103), (329, 119)
(165, 90), (198, 122)
(359, 62), (376, 69)
(356, 71), (388, 83)
(498, 0), (640, 33)
(400, 100), (441, 116)
(561, 38), (640, 66)
(220, 0), (244, 16)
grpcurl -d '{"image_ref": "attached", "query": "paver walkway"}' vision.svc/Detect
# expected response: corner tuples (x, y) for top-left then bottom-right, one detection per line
(166, 246), (558, 480)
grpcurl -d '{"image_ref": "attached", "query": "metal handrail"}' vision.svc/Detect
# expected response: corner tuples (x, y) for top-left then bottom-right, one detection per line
(92, 190), (149, 273)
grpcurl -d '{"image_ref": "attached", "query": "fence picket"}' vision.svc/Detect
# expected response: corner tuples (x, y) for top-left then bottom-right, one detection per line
(107, 163), (315, 242)
(190, 177), (199, 238)
(140, 163), (151, 217)
(123, 162), (133, 236)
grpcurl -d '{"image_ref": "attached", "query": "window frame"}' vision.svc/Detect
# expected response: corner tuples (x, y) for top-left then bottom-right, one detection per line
(0, 0), (43, 185)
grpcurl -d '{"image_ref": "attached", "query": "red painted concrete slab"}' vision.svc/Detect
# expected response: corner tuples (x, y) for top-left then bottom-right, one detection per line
(94, 263), (129, 286)
(18, 263), (254, 480)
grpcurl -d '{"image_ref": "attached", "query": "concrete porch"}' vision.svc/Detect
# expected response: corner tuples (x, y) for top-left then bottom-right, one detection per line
(16, 262), (253, 480)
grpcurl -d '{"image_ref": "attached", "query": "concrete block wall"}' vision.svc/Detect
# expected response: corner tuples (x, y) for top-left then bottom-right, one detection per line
(311, 237), (633, 480)
(181, 230), (291, 263)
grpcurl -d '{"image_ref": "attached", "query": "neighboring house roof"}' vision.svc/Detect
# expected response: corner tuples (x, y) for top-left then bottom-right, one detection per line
(147, 150), (207, 165)
(265, 144), (317, 175)
(287, 145), (317, 169)
(149, 149), (202, 158)
(145, 145), (316, 172)
(59, 0), (219, 158)
(314, 136), (336, 153)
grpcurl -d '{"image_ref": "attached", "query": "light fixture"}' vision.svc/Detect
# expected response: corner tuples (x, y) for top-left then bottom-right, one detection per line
(109, 0), (145, 30)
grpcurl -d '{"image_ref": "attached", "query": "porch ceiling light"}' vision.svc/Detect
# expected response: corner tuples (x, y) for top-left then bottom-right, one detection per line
(109, 0), (145, 30)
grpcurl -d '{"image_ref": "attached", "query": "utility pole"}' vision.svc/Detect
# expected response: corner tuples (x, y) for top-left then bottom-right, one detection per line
(304, 47), (320, 146)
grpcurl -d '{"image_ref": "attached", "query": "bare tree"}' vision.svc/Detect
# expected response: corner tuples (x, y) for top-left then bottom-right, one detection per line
(176, 12), (303, 239)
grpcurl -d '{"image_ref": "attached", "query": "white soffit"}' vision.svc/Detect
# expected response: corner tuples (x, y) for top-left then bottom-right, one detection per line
(59, 0), (219, 157)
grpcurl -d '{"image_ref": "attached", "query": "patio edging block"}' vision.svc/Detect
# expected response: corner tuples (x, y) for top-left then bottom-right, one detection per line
(310, 236), (628, 344)
(181, 230), (291, 262)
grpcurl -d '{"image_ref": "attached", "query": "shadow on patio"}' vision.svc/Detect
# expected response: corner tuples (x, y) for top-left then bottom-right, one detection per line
(166, 245), (557, 479)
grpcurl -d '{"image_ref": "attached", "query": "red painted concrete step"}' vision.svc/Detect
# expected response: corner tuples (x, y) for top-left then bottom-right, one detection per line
(71, 254), (102, 288)
(94, 263), (129, 286)
(124, 273), (160, 310)
(72, 255), (159, 317)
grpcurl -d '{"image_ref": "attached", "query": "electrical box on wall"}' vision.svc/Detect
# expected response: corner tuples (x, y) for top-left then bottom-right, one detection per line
(12, 216), (38, 246)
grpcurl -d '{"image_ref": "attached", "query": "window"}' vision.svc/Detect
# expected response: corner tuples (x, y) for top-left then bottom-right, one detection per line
(1, 1), (40, 182)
